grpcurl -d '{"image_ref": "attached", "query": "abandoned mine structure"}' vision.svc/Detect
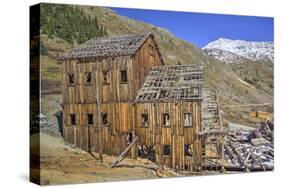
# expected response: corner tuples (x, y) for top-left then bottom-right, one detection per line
(58, 32), (222, 172)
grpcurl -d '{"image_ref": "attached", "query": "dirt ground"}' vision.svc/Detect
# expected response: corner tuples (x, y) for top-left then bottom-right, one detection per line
(30, 132), (178, 185)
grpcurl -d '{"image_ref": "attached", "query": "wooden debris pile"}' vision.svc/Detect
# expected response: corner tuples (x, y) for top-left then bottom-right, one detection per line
(224, 121), (274, 171)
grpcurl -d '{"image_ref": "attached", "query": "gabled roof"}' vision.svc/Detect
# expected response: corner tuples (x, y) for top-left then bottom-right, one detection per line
(135, 65), (203, 102)
(58, 32), (163, 63)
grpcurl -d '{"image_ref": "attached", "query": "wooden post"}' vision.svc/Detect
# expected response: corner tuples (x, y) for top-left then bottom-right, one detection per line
(131, 103), (137, 159)
(88, 126), (91, 152)
(96, 62), (103, 162)
(221, 135), (225, 171)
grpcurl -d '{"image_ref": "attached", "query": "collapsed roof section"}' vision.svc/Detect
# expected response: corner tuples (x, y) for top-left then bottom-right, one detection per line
(135, 64), (203, 102)
(57, 32), (163, 64)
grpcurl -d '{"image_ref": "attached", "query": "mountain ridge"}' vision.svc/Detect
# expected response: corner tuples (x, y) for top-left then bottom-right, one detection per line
(203, 38), (274, 63)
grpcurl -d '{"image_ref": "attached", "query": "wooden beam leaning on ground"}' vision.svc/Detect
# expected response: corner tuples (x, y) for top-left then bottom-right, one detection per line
(110, 136), (139, 168)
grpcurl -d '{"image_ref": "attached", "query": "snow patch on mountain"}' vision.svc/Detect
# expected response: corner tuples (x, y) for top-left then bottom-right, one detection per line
(203, 38), (274, 63)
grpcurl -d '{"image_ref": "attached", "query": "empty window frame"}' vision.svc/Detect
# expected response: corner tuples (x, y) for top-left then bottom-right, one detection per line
(85, 72), (93, 85)
(70, 114), (76, 125)
(183, 113), (192, 127)
(87, 113), (93, 126)
(163, 144), (171, 156)
(141, 113), (149, 127)
(162, 113), (170, 127)
(103, 71), (110, 84)
(101, 112), (108, 125)
(125, 132), (133, 145)
(184, 144), (193, 157)
(120, 70), (128, 83)
(68, 73), (75, 86)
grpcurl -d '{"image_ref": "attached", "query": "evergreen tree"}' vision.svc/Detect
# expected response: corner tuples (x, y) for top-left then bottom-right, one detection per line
(40, 4), (107, 44)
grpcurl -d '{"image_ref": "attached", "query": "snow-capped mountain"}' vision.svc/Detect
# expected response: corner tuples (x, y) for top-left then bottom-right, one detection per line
(203, 38), (274, 63)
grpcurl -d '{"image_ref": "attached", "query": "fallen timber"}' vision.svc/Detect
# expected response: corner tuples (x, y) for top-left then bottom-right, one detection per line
(224, 121), (274, 172)
(110, 136), (138, 168)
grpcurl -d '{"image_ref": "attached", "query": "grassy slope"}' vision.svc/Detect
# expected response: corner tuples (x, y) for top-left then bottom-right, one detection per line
(40, 35), (72, 93)
(40, 5), (273, 123)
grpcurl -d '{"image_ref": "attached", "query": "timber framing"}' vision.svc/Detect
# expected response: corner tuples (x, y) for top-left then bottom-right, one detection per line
(200, 88), (225, 172)
(135, 65), (203, 102)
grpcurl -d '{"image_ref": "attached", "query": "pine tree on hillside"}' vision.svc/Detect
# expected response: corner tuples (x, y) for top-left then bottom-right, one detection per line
(40, 4), (107, 44)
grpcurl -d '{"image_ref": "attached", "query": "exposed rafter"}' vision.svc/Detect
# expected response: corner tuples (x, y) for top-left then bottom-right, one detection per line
(135, 64), (203, 102)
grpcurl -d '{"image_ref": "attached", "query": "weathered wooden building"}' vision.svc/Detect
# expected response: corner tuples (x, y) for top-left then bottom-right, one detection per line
(134, 65), (203, 171)
(58, 33), (206, 171)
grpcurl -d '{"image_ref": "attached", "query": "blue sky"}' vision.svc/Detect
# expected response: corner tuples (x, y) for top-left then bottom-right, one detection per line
(110, 7), (274, 48)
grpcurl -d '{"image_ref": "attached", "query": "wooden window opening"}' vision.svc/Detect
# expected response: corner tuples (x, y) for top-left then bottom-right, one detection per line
(85, 72), (92, 85)
(70, 114), (76, 126)
(68, 73), (75, 86)
(101, 112), (108, 125)
(87, 113), (93, 126)
(163, 144), (171, 156)
(125, 132), (133, 145)
(141, 113), (149, 127)
(162, 113), (170, 127)
(120, 70), (128, 83)
(184, 144), (193, 157)
(103, 71), (110, 84)
(184, 113), (192, 127)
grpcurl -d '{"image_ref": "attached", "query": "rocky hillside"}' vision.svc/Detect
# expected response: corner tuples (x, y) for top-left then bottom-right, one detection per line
(40, 4), (273, 124)
(203, 38), (273, 63)
(202, 37), (273, 96)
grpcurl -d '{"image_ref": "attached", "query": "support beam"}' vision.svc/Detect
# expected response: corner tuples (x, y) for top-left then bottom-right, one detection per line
(96, 62), (103, 162)
(110, 136), (138, 168)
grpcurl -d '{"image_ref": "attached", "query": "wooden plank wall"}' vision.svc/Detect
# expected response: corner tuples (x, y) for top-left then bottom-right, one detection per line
(63, 103), (135, 156)
(63, 100), (202, 171)
(134, 101), (202, 171)
(61, 56), (134, 104)
(61, 36), (163, 158)
(132, 37), (163, 98)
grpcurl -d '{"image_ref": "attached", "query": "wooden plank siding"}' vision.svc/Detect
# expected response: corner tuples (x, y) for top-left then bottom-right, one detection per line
(63, 103), (135, 156)
(60, 35), (201, 171)
(61, 56), (134, 104)
(63, 101), (202, 170)
(132, 37), (163, 97)
(134, 101), (202, 171)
